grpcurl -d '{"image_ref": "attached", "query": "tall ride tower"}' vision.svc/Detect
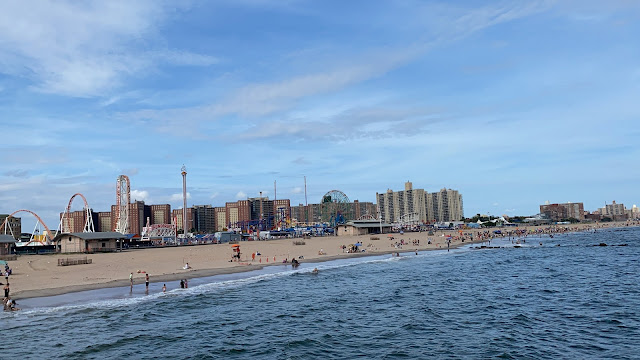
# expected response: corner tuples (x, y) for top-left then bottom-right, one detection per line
(115, 175), (130, 234)
(181, 165), (187, 233)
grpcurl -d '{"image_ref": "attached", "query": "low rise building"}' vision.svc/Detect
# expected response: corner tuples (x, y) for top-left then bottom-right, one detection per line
(0, 234), (16, 256)
(540, 202), (585, 221)
(54, 232), (126, 253)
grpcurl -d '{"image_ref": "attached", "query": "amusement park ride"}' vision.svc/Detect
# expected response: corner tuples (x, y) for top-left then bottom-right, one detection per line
(322, 190), (350, 227)
(114, 174), (130, 234)
(0, 173), (179, 247)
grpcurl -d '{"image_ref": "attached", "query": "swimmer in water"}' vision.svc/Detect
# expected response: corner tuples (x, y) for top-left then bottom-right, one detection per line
(312, 267), (319, 274)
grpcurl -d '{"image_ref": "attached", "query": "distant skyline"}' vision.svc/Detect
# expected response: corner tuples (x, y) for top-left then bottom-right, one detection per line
(1, 0), (639, 229)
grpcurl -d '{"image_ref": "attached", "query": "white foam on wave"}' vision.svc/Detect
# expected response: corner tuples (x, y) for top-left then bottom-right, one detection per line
(16, 247), (469, 316)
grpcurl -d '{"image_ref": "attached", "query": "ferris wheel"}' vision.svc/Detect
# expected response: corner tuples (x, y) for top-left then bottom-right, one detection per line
(321, 190), (350, 225)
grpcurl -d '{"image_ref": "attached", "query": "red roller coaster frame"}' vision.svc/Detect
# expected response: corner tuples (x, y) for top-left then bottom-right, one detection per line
(0, 209), (54, 244)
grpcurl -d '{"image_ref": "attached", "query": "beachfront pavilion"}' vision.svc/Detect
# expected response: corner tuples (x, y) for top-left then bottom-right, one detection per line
(337, 220), (393, 236)
(53, 232), (126, 253)
(0, 234), (16, 256)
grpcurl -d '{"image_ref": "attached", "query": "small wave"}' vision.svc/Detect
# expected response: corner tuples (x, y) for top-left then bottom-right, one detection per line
(15, 251), (456, 315)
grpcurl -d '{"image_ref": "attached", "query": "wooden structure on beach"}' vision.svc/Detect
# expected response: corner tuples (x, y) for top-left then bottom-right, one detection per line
(53, 232), (126, 253)
(58, 256), (93, 266)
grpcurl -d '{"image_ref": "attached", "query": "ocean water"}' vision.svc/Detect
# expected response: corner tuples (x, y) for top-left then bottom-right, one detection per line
(2, 227), (639, 359)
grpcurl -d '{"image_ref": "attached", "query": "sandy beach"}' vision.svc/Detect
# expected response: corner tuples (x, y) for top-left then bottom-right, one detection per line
(6, 222), (635, 299)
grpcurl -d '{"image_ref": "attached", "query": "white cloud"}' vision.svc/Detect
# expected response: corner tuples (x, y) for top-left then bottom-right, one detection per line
(131, 189), (150, 202)
(291, 187), (303, 194)
(170, 192), (191, 202)
(210, 192), (219, 199)
(236, 191), (247, 199)
(0, 1), (213, 97)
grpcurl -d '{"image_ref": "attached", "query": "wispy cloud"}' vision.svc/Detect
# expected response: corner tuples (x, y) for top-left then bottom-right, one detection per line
(236, 191), (247, 199)
(3, 170), (29, 178)
(121, 1), (552, 138)
(0, 1), (212, 97)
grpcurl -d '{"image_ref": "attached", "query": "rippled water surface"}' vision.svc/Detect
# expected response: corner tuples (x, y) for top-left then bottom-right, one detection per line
(2, 227), (639, 359)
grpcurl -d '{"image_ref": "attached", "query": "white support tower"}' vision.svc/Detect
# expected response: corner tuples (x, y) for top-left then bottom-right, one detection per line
(115, 175), (131, 234)
(58, 193), (95, 233)
(181, 165), (188, 233)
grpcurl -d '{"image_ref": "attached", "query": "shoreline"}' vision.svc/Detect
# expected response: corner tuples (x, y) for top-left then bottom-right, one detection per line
(10, 222), (637, 301)
(13, 243), (471, 300)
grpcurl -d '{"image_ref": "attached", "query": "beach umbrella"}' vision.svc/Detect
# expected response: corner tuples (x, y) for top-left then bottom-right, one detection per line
(354, 242), (362, 247)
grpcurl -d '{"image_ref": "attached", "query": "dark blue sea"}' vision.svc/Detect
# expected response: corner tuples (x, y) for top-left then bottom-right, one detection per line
(2, 227), (639, 359)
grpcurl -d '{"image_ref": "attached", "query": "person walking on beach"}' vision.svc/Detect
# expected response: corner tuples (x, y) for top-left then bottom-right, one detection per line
(145, 274), (149, 289)
(129, 272), (133, 287)
(3, 283), (9, 298)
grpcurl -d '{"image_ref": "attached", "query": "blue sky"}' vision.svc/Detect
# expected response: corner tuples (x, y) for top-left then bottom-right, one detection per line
(1, 0), (639, 229)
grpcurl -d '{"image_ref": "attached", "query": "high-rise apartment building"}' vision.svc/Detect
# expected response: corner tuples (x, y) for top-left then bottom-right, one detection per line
(377, 181), (427, 223)
(290, 203), (322, 225)
(150, 204), (171, 225)
(598, 201), (629, 221)
(377, 182), (463, 223)
(214, 206), (227, 231)
(427, 188), (464, 222)
(96, 212), (112, 232)
(193, 205), (216, 233)
(225, 200), (251, 231)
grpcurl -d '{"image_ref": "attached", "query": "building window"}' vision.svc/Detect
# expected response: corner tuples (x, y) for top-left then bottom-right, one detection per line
(102, 242), (106, 248)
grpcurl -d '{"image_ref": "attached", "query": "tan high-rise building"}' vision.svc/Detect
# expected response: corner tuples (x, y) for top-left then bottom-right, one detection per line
(377, 181), (427, 223)
(378, 182), (463, 224)
(150, 204), (171, 225)
(225, 200), (251, 230)
(427, 188), (464, 223)
(214, 206), (227, 231)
